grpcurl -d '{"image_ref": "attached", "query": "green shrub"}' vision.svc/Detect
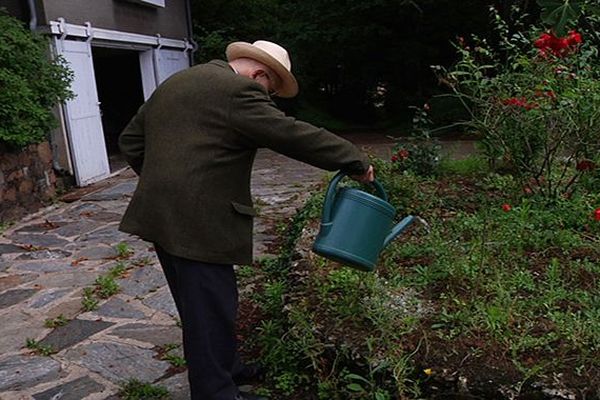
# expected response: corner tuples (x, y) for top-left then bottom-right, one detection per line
(0, 12), (72, 149)
(434, 5), (600, 199)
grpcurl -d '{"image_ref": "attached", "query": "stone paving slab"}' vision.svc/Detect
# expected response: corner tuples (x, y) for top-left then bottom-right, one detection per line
(0, 138), (463, 399)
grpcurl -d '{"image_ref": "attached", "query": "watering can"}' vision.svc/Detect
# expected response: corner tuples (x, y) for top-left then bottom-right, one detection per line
(312, 172), (415, 272)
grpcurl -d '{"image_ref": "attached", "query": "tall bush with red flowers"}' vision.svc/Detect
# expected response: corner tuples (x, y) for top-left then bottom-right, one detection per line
(433, 3), (600, 198)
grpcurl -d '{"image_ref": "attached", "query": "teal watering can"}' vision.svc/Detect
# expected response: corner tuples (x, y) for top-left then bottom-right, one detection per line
(312, 172), (415, 272)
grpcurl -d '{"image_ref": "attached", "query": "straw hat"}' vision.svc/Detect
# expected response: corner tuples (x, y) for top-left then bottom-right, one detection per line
(226, 40), (299, 98)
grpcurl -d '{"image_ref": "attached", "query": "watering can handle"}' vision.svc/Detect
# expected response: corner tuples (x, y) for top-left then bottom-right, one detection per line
(321, 171), (388, 224)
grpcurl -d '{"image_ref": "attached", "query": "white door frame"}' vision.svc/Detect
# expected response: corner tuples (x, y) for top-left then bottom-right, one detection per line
(47, 19), (192, 185)
(54, 36), (110, 186)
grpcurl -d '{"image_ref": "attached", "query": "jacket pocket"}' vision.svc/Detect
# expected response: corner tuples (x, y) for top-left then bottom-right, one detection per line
(231, 201), (258, 217)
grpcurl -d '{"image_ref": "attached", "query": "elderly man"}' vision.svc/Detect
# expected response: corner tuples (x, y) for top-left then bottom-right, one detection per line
(119, 40), (374, 400)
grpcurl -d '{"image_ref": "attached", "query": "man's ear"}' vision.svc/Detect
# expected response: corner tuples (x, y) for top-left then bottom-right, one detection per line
(251, 69), (265, 80)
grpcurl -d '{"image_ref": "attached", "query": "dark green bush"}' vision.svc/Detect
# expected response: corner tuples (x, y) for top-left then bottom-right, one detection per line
(0, 12), (72, 149)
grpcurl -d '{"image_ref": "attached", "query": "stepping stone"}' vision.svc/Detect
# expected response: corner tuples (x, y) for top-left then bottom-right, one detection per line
(39, 319), (114, 352)
(0, 288), (38, 309)
(32, 376), (104, 400)
(73, 245), (118, 260)
(13, 260), (73, 273)
(82, 182), (137, 201)
(0, 273), (37, 292)
(78, 225), (130, 245)
(16, 249), (72, 260)
(29, 288), (72, 309)
(159, 372), (189, 400)
(0, 355), (61, 391)
(120, 266), (166, 297)
(8, 234), (69, 248)
(142, 287), (178, 317)
(15, 221), (64, 233)
(52, 220), (102, 238)
(85, 211), (122, 222)
(0, 243), (26, 255)
(95, 297), (146, 319)
(109, 323), (181, 347)
(65, 341), (170, 383)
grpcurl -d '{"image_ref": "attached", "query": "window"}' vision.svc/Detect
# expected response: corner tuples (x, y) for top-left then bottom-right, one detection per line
(122, 0), (165, 8)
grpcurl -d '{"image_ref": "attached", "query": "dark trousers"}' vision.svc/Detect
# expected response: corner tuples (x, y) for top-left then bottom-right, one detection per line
(155, 245), (241, 400)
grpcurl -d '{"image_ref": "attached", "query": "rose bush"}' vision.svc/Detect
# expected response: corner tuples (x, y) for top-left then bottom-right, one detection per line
(433, 4), (600, 199)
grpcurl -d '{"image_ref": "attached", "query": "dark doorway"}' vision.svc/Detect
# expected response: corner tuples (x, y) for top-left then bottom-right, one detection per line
(92, 46), (145, 172)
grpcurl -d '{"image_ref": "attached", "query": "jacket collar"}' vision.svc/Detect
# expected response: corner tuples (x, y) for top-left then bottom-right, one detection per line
(208, 59), (235, 74)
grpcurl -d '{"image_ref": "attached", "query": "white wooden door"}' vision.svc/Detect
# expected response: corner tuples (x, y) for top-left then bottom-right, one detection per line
(58, 39), (110, 186)
(139, 49), (156, 100)
(155, 49), (190, 84)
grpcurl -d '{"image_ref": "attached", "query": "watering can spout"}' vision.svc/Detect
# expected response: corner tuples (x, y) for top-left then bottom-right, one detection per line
(383, 215), (416, 248)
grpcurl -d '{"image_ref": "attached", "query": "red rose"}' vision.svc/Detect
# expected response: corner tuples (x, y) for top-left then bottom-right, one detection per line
(397, 149), (409, 160)
(535, 31), (581, 57)
(576, 160), (596, 171)
(568, 30), (583, 45)
(391, 155), (399, 162)
(502, 204), (512, 212)
(595, 208), (600, 221)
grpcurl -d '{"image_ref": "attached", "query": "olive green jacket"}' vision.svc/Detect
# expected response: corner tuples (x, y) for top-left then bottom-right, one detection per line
(118, 60), (369, 264)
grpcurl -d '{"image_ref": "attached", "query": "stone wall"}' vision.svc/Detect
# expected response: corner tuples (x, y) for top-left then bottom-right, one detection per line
(0, 142), (57, 222)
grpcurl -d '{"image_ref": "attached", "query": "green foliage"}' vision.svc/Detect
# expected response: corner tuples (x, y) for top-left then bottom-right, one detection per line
(43, 314), (69, 328)
(25, 338), (56, 356)
(115, 242), (133, 258)
(81, 263), (128, 311)
(0, 13), (72, 149)
(94, 274), (119, 299)
(389, 105), (442, 177)
(81, 287), (99, 311)
(191, 0), (496, 126)
(438, 155), (489, 176)
(158, 343), (186, 368)
(117, 379), (169, 400)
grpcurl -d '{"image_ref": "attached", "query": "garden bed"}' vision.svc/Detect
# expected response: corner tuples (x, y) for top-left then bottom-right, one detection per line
(237, 157), (600, 400)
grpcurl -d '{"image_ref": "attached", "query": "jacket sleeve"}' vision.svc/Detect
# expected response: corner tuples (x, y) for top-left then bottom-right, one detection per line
(118, 103), (147, 175)
(229, 83), (370, 175)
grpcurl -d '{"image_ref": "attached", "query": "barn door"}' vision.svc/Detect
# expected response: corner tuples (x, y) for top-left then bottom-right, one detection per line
(155, 49), (190, 84)
(57, 39), (110, 186)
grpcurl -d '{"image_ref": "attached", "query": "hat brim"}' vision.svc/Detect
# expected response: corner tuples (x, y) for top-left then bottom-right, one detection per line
(226, 42), (299, 98)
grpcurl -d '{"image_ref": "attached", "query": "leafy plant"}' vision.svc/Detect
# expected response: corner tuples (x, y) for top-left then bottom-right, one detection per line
(94, 274), (119, 299)
(117, 379), (169, 400)
(0, 12), (72, 149)
(81, 287), (99, 311)
(115, 242), (133, 259)
(390, 106), (442, 177)
(435, 6), (600, 198)
(43, 314), (69, 328)
(158, 343), (186, 368)
(25, 338), (56, 356)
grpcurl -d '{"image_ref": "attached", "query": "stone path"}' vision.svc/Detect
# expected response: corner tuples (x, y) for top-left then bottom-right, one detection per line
(0, 136), (477, 399)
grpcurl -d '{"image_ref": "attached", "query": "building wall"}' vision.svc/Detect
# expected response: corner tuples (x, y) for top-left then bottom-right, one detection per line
(39, 0), (189, 39)
(0, 142), (57, 223)
(0, 0), (32, 22)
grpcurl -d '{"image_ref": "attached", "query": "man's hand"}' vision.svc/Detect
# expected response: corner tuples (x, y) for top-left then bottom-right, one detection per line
(350, 165), (375, 183)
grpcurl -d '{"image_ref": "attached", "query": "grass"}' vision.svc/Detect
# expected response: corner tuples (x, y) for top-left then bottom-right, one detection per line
(115, 242), (133, 258)
(238, 160), (600, 399)
(158, 343), (186, 368)
(0, 221), (14, 234)
(25, 338), (56, 356)
(81, 262), (129, 311)
(43, 314), (69, 328)
(117, 379), (169, 400)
